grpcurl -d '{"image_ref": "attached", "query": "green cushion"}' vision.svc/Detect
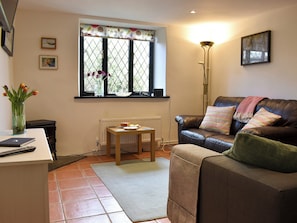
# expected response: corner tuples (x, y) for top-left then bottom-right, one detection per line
(223, 132), (297, 173)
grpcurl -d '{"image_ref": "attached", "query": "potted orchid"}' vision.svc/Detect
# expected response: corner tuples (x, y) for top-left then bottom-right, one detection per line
(3, 83), (38, 134)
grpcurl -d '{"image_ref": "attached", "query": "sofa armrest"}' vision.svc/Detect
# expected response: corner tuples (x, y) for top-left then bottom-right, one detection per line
(241, 126), (297, 145)
(175, 115), (204, 130)
(167, 144), (221, 223)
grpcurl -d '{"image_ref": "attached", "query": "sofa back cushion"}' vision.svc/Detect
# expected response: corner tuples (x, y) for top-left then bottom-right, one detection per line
(213, 96), (297, 134)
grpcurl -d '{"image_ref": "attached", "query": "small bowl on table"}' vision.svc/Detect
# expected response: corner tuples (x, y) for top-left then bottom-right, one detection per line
(120, 122), (130, 127)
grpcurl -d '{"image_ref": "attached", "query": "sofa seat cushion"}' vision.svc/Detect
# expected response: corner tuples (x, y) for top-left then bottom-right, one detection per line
(224, 132), (297, 173)
(199, 106), (236, 135)
(180, 129), (218, 146)
(204, 134), (235, 153)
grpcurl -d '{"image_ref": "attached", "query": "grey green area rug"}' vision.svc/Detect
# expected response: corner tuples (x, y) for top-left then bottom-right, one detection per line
(91, 158), (169, 222)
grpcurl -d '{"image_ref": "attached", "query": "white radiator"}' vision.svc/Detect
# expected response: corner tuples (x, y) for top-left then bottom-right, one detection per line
(99, 116), (162, 150)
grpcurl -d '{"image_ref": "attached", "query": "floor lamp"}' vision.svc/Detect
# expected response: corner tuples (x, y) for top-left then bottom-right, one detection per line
(200, 41), (214, 114)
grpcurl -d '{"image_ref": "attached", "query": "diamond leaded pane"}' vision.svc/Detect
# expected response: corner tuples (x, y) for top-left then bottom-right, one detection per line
(83, 36), (103, 92)
(107, 38), (129, 94)
(134, 41), (150, 92)
(81, 30), (153, 95)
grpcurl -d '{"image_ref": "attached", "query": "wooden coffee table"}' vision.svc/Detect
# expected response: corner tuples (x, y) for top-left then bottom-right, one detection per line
(106, 126), (155, 165)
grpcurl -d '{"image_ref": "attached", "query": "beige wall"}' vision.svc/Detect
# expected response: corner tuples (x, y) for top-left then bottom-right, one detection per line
(4, 4), (297, 156)
(211, 5), (297, 100)
(13, 10), (201, 155)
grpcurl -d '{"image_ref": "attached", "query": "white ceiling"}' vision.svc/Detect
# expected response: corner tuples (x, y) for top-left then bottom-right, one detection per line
(18, 0), (297, 25)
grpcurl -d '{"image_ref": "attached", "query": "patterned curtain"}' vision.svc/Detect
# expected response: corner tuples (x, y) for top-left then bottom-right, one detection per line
(80, 24), (155, 42)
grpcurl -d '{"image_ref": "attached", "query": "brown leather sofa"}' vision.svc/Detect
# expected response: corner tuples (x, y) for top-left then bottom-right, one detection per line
(167, 144), (297, 223)
(176, 96), (297, 152)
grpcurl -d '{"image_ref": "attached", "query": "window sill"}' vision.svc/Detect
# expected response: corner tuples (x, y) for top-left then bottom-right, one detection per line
(74, 95), (170, 99)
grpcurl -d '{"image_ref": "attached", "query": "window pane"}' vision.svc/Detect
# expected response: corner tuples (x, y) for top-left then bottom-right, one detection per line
(107, 39), (129, 94)
(83, 36), (103, 92)
(134, 41), (150, 92)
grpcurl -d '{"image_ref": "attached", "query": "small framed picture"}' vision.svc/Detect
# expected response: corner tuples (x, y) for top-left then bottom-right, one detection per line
(1, 26), (15, 57)
(41, 37), (56, 49)
(241, 30), (271, 65)
(39, 55), (58, 70)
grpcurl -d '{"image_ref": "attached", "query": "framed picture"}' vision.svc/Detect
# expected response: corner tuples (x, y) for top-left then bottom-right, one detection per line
(1, 26), (15, 57)
(241, 30), (271, 65)
(41, 37), (56, 49)
(39, 55), (58, 70)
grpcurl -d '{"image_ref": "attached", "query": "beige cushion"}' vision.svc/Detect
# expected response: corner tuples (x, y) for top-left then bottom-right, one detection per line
(199, 106), (236, 135)
(242, 107), (281, 130)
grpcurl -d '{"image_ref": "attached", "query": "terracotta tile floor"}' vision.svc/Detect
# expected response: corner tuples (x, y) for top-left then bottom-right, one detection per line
(48, 149), (172, 223)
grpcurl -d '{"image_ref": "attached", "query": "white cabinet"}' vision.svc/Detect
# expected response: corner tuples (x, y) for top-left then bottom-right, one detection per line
(0, 129), (53, 223)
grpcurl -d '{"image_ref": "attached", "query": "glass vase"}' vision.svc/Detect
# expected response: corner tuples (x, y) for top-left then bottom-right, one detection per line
(94, 81), (104, 97)
(11, 101), (26, 135)
(99, 80), (104, 97)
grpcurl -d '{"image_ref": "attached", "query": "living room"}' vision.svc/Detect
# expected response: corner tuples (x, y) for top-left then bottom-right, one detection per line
(1, 1), (297, 157)
(1, 1), (297, 223)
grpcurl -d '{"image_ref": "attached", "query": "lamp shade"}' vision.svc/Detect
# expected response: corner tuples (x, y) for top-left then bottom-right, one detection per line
(200, 41), (214, 47)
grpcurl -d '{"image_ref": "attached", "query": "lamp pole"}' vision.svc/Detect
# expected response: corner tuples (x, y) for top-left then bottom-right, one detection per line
(200, 41), (214, 114)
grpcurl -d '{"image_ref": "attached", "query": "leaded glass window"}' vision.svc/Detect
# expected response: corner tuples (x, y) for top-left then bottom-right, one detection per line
(80, 24), (155, 96)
